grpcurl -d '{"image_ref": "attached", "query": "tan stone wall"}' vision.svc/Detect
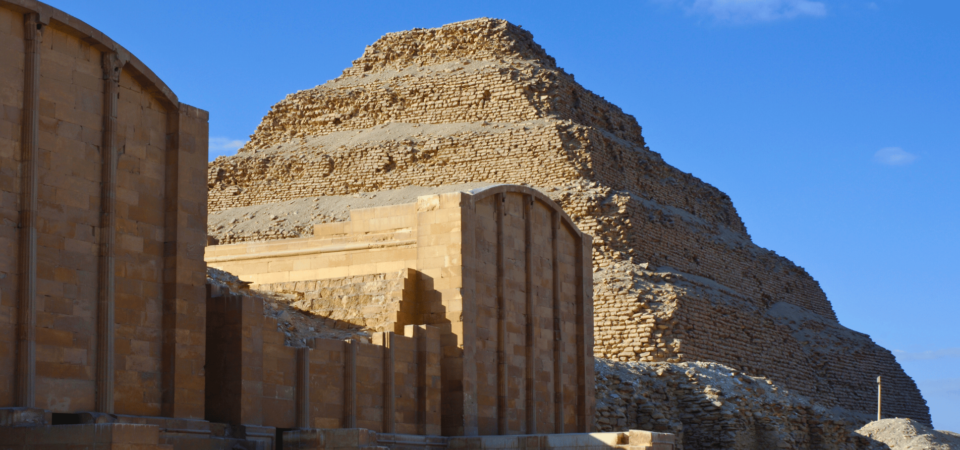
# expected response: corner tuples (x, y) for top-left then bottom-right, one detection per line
(591, 261), (931, 426)
(32, 16), (105, 414)
(206, 203), (419, 285)
(112, 68), (170, 417)
(205, 185), (595, 436)
(471, 192), (587, 435)
(473, 194), (498, 433)
(530, 200), (555, 433)
(0, 0), (208, 419)
(309, 337), (346, 428)
(0, 4), (25, 409)
(240, 19), (643, 153)
(254, 270), (417, 333)
(205, 282), (443, 434)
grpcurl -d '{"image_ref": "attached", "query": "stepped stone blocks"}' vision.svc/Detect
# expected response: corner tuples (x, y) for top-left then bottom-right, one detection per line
(206, 17), (929, 425)
(206, 185), (596, 437)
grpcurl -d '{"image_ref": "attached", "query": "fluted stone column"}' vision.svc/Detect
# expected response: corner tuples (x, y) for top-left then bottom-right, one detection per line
(495, 193), (508, 435)
(15, 12), (44, 409)
(551, 212), (564, 434)
(96, 51), (125, 414)
(296, 347), (311, 429)
(523, 194), (537, 434)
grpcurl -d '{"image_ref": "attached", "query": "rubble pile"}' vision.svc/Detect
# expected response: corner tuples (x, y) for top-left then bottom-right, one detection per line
(207, 267), (369, 346)
(856, 418), (960, 450)
(595, 359), (886, 450)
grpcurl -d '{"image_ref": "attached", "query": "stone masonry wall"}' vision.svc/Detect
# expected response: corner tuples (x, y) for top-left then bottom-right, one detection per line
(1, 0), (209, 419)
(255, 270), (417, 333)
(206, 186), (596, 436)
(208, 124), (826, 318)
(205, 18), (929, 424)
(0, 4), (26, 409)
(205, 280), (443, 434)
(590, 259), (929, 423)
(241, 18), (644, 151)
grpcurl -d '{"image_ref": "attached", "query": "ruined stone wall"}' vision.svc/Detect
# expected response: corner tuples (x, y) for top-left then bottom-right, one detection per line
(206, 185), (596, 436)
(0, 0), (208, 418)
(591, 259), (930, 426)
(255, 270), (416, 333)
(204, 281), (443, 433)
(205, 203), (420, 286)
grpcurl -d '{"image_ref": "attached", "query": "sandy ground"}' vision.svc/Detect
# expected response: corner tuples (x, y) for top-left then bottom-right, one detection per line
(857, 418), (960, 450)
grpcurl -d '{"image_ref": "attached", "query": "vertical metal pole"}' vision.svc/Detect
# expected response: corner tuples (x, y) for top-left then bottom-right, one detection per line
(877, 376), (882, 421)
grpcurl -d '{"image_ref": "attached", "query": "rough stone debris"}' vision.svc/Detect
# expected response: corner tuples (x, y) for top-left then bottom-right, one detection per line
(207, 266), (370, 346)
(856, 418), (960, 450)
(594, 358), (891, 450)
(204, 16), (933, 448)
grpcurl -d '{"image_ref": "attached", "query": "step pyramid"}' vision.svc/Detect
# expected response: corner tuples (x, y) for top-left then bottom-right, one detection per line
(207, 18), (929, 424)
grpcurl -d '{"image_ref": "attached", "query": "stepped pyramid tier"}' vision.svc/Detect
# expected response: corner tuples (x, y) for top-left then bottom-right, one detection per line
(207, 18), (930, 424)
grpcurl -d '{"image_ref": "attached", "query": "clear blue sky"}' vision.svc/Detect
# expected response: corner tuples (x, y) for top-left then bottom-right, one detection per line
(48, 0), (958, 430)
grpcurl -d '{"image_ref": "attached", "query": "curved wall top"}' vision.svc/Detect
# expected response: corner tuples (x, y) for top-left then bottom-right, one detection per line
(1, 0), (209, 419)
(1, 0), (179, 108)
(465, 184), (584, 237)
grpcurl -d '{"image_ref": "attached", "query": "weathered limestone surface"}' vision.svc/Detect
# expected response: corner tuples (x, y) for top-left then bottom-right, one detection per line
(205, 279), (443, 436)
(0, 0), (208, 418)
(206, 18), (930, 427)
(256, 270), (417, 333)
(207, 185), (596, 437)
(593, 360), (884, 450)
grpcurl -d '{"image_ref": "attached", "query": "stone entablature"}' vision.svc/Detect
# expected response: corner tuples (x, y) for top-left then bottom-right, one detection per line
(206, 185), (596, 437)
